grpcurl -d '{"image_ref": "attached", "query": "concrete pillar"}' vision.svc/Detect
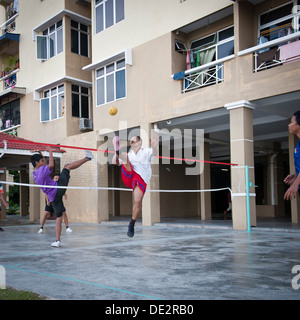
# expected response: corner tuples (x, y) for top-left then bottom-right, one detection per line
(97, 136), (109, 222)
(275, 149), (285, 218)
(225, 100), (256, 230)
(29, 165), (40, 222)
(0, 170), (7, 219)
(289, 133), (300, 223)
(140, 123), (160, 226)
(19, 165), (29, 217)
(111, 165), (120, 217)
(200, 140), (211, 220)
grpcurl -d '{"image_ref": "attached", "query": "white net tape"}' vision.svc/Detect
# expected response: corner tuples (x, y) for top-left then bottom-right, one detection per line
(0, 181), (231, 194)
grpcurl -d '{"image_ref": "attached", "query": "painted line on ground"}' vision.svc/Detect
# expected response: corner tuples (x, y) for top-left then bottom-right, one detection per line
(3, 265), (164, 300)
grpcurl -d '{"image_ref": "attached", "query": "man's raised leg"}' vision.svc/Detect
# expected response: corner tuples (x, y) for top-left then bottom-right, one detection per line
(64, 150), (93, 171)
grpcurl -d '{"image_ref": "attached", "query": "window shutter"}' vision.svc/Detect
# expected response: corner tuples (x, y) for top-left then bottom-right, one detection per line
(40, 98), (50, 122)
(37, 35), (48, 60)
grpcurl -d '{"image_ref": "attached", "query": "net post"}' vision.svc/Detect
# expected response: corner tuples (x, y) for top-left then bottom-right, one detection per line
(245, 165), (251, 232)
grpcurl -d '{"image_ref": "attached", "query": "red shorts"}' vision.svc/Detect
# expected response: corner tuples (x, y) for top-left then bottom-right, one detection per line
(121, 164), (147, 194)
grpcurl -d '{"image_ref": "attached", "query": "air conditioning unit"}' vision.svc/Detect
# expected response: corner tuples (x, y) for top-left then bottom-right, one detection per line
(79, 118), (93, 131)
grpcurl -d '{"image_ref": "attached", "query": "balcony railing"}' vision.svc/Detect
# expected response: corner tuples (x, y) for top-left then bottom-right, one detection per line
(0, 13), (18, 35)
(0, 68), (19, 91)
(0, 108), (20, 132)
(183, 64), (224, 93)
(172, 54), (235, 94)
(238, 31), (300, 72)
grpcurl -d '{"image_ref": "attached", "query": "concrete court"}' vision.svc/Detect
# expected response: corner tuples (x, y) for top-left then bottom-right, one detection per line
(0, 219), (300, 300)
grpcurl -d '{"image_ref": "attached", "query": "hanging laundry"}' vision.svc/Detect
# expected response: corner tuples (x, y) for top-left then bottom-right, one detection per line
(186, 51), (191, 69)
(173, 71), (185, 80)
(196, 50), (200, 67)
(13, 0), (18, 13)
(5, 119), (12, 128)
(280, 40), (300, 64)
(258, 36), (269, 54)
(190, 51), (194, 68)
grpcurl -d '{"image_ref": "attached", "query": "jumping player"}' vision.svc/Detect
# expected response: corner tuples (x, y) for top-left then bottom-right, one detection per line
(31, 147), (93, 247)
(38, 174), (72, 234)
(112, 134), (158, 237)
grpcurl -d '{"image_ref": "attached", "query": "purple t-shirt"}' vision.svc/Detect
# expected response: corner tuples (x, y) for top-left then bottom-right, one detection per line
(32, 165), (57, 202)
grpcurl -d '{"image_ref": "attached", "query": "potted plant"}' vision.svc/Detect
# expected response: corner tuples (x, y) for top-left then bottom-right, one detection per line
(5, 56), (18, 72)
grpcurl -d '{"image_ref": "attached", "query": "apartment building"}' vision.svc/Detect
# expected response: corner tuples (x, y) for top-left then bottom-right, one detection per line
(0, 0), (300, 230)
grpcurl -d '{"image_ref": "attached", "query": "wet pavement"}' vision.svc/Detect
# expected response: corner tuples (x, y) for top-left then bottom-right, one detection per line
(0, 218), (300, 300)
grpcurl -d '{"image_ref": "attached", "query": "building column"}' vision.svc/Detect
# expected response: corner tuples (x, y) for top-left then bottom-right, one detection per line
(274, 148), (285, 217)
(225, 100), (256, 230)
(111, 165), (120, 217)
(200, 139), (211, 220)
(97, 135), (109, 222)
(29, 165), (40, 222)
(0, 170), (7, 219)
(19, 165), (29, 217)
(289, 133), (300, 223)
(141, 123), (160, 226)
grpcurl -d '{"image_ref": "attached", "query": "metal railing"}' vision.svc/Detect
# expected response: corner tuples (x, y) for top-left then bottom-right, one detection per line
(0, 69), (18, 91)
(0, 112), (20, 132)
(183, 64), (224, 93)
(238, 31), (300, 72)
(0, 13), (18, 35)
(171, 54), (235, 94)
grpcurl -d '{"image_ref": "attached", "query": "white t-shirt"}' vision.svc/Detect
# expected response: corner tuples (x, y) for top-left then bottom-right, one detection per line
(120, 147), (153, 184)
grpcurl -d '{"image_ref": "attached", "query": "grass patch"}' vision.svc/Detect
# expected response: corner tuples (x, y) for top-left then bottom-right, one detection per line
(0, 287), (47, 300)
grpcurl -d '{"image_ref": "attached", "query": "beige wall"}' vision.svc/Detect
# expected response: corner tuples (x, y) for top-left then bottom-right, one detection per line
(65, 0), (91, 18)
(64, 16), (92, 80)
(91, 0), (233, 63)
(59, 132), (99, 223)
(14, 0), (300, 144)
(91, 18), (300, 136)
(16, 0), (66, 94)
(16, 0), (92, 142)
(94, 39), (299, 134)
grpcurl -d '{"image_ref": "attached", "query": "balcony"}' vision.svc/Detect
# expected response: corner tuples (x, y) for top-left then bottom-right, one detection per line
(0, 11), (18, 35)
(0, 0), (19, 37)
(1, 67), (18, 90)
(173, 55), (235, 93)
(238, 31), (300, 72)
(171, 5), (234, 94)
(0, 97), (20, 133)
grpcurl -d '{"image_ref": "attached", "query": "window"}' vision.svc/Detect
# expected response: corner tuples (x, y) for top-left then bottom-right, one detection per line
(95, 0), (124, 34)
(189, 26), (234, 66)
(72, 85), (90, 118)
(37, 20), (63, 60)
(40, 85), (64, 122)
(258, 1), (300, 42)
(0, 99), (20, 131)
(175, 40), (187, 54)
(71, 20), (89, 57)
(96, 58), (126, 106)
(190, 34), (216, 51)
